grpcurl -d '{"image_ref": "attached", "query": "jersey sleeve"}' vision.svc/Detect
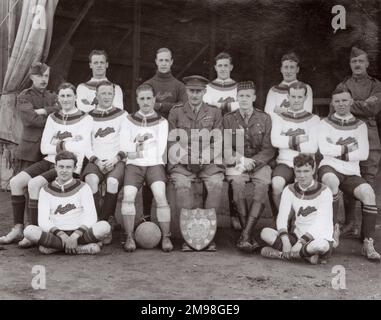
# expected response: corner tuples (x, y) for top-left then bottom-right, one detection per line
(113, 85), (124, 110)
(347, 122), (369, 162)
(317, 120), (343, 157)
(276, 187), (293, 234)
(38, 188), (57, 232)
(304, 85), (313, 113)
(40, 115), (58, 156)
(271, 114), (291, 149)
(298, 116), (319, 154)
(79, 184), (98, 228)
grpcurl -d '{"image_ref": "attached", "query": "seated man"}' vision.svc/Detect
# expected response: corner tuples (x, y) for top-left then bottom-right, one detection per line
(318, 85), (380, 261)
(270, 81), (320, 212)
(168, 75), (224, 251)
(23, 151), (111, 255)
(1, 83), (92, 248)
(260, 154), (333, 265)
(120, 84), (173, 253)
(83, 81), (127, 243)
(264, 52), (313, 118)
(223, 81), (275, 251)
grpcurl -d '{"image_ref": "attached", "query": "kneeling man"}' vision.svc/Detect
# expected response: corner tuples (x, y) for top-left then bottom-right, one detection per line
(24, 151), (111, 255)
(260, 154), (333, 264)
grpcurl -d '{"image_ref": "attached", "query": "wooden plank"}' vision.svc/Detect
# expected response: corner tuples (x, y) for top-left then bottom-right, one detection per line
(176, 44), (209, 79)
(114, 29), (133, 54)
(48, 0), (94, 65)
(55, 9), (205, 44)
(72, 54), (152, 68)
(208, 11), (217, 79)
(131, 0), (141, 112)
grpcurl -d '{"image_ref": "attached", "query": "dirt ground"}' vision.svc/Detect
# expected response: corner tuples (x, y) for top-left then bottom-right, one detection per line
(0, 187), (380, 301)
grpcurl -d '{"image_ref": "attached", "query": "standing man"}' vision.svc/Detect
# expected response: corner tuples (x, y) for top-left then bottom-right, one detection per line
(335, 47), (381, 237)
(265, 52), (313, 117)
(203, 52), (240, 230)
(120, 84), (173, 253)
(82, 81), (127, 244)
(270, 82), (320, 211)
(144, 47), (187, 119)
(318, 85), (380, 261)
(142, 48), (187, 222)
(76, 50), (124, 113)
(0, 62), (59, 245)
(23, 151), (111, 255)
(224, 81), (275, 251)
(203, 52), (239, 114)
(168, 75), (224, 251)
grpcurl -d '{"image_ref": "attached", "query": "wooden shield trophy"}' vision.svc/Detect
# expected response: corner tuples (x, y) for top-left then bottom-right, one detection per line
(180, 208), (217, 251)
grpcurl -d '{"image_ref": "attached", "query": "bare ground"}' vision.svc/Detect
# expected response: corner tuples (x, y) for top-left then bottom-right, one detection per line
(0, 188), (380, 300)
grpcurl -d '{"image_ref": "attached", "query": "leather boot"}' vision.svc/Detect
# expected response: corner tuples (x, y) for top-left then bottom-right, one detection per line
(237, 201), (263, 252)
(159, 222), (173, 252)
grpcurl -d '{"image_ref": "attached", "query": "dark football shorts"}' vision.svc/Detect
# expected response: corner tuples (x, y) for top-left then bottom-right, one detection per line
(82, 161), (125, 186)
(23, 159), (56, 181)
(272, 163), (295, 184)
(123, 164), (167, 189)
(318, 165), (368, 196)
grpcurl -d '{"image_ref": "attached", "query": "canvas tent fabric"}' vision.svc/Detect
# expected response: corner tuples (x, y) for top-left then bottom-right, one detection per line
(0, 0), (58, 144)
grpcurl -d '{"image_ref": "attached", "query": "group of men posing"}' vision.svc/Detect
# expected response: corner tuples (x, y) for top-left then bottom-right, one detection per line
(0, 46), (380, 264)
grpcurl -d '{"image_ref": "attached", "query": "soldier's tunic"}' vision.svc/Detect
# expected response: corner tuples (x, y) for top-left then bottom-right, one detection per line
(167, 101), (224, 210)
(15, 86), (59, 164)
(337, 74), (381, 187)
(223, 108), (275, 202)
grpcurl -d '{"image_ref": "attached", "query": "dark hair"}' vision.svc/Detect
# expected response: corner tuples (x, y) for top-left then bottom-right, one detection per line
(58, 82), (76, 95)
(89, 50), (108, 62)
(215, 52), (232, 64)
(156, 47), (172, 58)
(96, 80), (115, 92)
(281, 52), (300, 66)
(332, 84), (352, 97)
(293, 153), (315, 169)
(288, 81), (307, 96)
(136, 83), (155, 96)
(55, 151), (78, 167)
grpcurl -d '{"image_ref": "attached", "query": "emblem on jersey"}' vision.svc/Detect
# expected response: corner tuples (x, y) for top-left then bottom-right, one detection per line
(297, 206), (317, 217)
(135, 132), (153, 143)
(55, 131), (72, 140)
(180, 208), (217, 251)
(156, 92), (173, 100)
(95, 127), (115, 138)
(279, 99), (290, 109)
(336, 136), (356, 145)
(55, 204), (76, 215)
(284, 128), (305, 136)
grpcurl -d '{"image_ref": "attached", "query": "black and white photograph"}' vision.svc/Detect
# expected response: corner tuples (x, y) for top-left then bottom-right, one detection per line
(0, 0), (380, 304)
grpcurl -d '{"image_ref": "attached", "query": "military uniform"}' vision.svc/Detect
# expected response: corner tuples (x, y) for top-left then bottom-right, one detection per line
(338, 74), (381, 187)
(168, 100), (224, 210)
(15, 86), (58, 165)
(223, 92), (275, 251)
